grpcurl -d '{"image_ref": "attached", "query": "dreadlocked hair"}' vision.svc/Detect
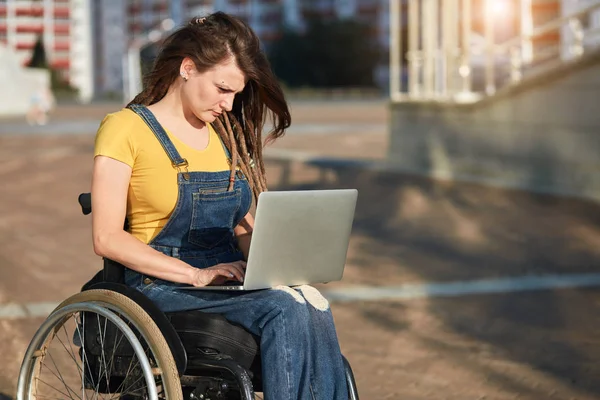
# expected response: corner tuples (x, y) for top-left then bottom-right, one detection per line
(127, 12), (291, 204)
(212, 112), (267, 201)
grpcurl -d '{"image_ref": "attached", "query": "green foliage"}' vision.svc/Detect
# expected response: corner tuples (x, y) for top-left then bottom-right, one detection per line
(269, 18), (381, 88)
(50, 69), (78, 97)
(27, 35), (49, 69)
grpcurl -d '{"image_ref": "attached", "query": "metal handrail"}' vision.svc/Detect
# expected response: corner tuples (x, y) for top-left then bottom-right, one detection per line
(484, 2), (600, 95)
(496, 2), (600, 53)
(392, 0), (600, 103)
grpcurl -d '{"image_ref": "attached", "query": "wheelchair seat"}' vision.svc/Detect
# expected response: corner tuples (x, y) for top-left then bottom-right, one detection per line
(82, 258), (264, 398)
(82, 271), (262, 379)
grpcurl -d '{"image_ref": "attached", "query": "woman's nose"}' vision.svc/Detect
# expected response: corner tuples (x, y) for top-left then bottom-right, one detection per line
(221, 95), (234, 112)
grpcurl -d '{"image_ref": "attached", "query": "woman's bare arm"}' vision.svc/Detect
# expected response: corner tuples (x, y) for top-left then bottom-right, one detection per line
(91, 156), (245, 285)
(234, 212), (254, 260)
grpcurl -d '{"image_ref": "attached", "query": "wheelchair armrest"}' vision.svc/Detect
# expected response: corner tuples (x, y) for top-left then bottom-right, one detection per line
(103, 258), (125, 283)
(85, 281), (188, 376)
(78, 193), (92, 215)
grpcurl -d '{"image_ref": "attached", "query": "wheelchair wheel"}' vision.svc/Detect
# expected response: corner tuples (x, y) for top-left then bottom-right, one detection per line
(17, 289), (183, 400)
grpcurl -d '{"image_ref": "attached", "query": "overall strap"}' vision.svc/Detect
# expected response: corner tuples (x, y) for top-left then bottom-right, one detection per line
(127, 104), (188, 172)
(218, 135), (232, 161)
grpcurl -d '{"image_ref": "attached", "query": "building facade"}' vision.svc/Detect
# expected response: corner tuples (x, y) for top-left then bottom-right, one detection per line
(0, 0), (390, 102)
(0, 0), (72, 72)
(4, 0), (595, 103)
(0, 0), (94, 102)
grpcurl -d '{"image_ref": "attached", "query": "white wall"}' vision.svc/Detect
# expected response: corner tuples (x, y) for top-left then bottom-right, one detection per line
(388, 56), (600, 201)
(70, 0), (94, 103)
(0, 44), (51, 116)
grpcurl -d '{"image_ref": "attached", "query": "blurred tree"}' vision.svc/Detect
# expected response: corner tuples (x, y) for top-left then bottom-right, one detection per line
(269, 18), (381, 88)
(268, 30), (310, 87)
(27, 35), (49, 69)
(27, 35), (78, 97)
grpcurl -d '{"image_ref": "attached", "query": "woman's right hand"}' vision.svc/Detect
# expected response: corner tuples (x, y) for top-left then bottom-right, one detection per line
(190, 261), (247, 287)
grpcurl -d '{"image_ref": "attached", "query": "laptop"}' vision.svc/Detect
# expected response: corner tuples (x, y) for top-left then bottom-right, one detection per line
(178, 189), (358, 291)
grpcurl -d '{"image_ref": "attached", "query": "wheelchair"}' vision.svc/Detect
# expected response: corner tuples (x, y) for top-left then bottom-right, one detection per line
(16, 193), (359, 400)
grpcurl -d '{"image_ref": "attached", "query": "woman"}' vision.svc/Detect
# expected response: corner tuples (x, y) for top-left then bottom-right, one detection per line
(91, 12), (349, 399)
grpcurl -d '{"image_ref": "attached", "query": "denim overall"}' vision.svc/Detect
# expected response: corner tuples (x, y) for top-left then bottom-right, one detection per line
(124, 105), (348, 400)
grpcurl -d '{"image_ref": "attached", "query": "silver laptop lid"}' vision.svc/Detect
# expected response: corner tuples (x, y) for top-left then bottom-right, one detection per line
(242, 189), (358, 290)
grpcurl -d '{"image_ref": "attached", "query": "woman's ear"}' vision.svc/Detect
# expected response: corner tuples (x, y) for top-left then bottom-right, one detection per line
(180, 57), (196, 77)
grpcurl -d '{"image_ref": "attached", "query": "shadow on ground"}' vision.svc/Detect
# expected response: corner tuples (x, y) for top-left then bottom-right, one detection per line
(1, 132), (600, 398)
(266, 158), (600, 399)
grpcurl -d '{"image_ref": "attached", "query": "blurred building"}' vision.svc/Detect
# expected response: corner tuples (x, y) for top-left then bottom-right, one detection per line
(0, 0), (391, 101)
(102, 0), (391, 99)
(0, 0), (93, 102)
(0, 0), (72, 76)
(90, 0), (126, 100)
(9, 0), (584, 102)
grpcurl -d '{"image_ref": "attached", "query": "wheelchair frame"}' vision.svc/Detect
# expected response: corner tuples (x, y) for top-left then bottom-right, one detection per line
(16, 193), (360, 400)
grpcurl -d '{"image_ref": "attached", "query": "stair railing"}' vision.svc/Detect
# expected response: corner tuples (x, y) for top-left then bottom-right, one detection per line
(391, 0), (600, 103)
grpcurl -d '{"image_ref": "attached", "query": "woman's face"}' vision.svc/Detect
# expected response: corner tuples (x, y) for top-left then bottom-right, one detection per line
(181, 57), (246, 123)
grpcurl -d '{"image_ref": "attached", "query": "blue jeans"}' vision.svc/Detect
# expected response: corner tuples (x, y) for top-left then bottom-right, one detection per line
(130, 276), (349, 400)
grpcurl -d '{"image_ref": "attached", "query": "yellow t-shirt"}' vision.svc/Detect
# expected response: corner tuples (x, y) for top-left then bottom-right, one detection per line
(94, 108), (231, 244)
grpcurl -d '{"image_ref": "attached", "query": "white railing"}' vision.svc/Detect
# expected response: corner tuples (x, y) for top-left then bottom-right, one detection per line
(389, 0), (600, 103)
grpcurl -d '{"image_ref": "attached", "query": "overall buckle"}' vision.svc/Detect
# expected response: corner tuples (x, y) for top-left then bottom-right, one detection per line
(173, 159), (190, 180)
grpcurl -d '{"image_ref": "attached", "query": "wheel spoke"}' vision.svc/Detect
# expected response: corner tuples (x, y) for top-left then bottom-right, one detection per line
(116, 373), (146, 397)
(104, 321), (125, 387)
(36, 376), (80, 400)
(33, 393), (83, 400)
(79, 312), (91, 400)
(57, 324), (84, 377)
(96, 315), (113, 397)
(44, 348), (82, 400)
(20, 292), (179, 400)
(112, 355), (143, 396)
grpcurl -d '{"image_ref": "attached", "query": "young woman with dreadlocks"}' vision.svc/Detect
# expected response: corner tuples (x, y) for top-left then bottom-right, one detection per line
(91, 12), (349, 400)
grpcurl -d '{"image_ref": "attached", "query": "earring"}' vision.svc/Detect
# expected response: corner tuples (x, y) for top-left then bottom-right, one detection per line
(180, 72), (188, 82)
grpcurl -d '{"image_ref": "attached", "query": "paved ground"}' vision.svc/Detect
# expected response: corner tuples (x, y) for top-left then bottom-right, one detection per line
(1, 101), (600, 399)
